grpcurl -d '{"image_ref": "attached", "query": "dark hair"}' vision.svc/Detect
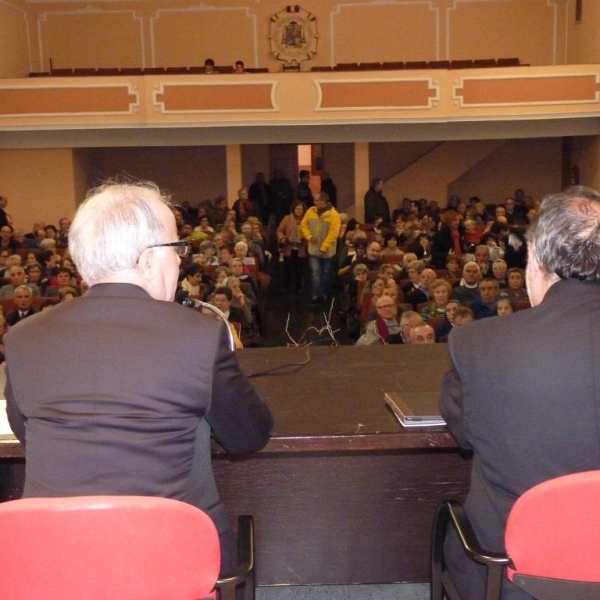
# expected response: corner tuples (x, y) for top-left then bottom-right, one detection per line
(526, 186), (600, 281)
(56, 267), (72, 277)
(204, 58), (215, 67)
(384, 231), (400, 245)
(299, 170), (310, 178)
(184, 263), (204, 278)
(40, 250), (55, 265)
(213, 285), (232, 301)
(291, 200), (306, 214)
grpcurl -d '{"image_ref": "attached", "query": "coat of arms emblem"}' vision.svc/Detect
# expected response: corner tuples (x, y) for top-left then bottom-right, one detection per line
(269, 6), (318, 68)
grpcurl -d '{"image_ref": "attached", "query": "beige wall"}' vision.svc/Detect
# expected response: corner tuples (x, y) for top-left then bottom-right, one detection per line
(0, 0), (29, 77)
(7, 0), (600, 76)
(448, 138), (563, 204)
(566, 0), (600, 64)
(87, 146), (227, 206)
(0, 148), (79, 230)
(573, 136), (600, 192)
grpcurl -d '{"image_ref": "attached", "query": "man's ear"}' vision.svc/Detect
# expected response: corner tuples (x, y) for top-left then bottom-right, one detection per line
(136, 248), (155, 281)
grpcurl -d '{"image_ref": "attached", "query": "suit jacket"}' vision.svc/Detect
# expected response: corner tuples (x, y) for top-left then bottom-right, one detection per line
(6, 307), (36, 326)
(440, 279), (600, 599)
(5, 283), (273, 545)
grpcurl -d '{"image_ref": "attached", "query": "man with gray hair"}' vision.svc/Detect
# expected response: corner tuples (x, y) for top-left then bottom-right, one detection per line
(440, 186), (600, 600)
(5, 180), (273, 575)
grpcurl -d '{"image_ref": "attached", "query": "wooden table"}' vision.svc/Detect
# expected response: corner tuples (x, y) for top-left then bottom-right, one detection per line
(0, 344), (471, 585)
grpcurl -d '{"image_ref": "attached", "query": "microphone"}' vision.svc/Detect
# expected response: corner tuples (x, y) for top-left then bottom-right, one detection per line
(181, 297), (236, 352)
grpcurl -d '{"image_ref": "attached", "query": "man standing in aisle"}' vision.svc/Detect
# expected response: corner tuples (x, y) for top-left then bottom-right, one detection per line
(6, 180), (273, 576)
(364, 178), (390, 225)
(440, 186), (600, 600)
(301, 191), (341, 303)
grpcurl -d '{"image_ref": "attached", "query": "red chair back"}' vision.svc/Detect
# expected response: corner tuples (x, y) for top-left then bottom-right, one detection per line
(506, 470), (600, 584)
(0, 495), (220, 600)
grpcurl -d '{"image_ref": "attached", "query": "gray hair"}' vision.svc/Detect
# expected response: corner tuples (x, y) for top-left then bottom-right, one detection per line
(526, 186), (600, 281)
(69, 181), (170, 284)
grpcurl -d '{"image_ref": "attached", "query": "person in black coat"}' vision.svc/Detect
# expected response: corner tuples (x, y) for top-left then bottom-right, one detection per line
(364, 178), (390, 225)
(6, 181), (273, 576)
(441, 186), (600, 600)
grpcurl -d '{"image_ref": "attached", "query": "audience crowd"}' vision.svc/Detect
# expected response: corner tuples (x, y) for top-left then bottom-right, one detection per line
(0, 179), (536, 351)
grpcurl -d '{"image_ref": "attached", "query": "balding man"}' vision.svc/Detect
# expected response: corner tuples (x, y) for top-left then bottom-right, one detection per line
(452, 261), (481, 305)
(355, 294), (400, 345)
(6, 180), (273, 575)
(410, 323), (435, 345)
(0, 265), (40, 298)
(441, 186), (600, 600)
(6, 285), (36, 326)
(470, 279), (500, 319)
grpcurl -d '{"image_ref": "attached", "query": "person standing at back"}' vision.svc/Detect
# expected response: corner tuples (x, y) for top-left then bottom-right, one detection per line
(364, 178), (390, 225)
(5, 180), (273, 575)
(301, 191), (341, 303)
(441, 186), (600, 599)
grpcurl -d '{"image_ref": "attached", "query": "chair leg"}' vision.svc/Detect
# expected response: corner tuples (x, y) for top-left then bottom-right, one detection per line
(216, 515), (255, 600)
(431, 502), (450, 600)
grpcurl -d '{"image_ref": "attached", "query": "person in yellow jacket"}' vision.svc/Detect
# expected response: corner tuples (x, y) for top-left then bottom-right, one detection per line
(300, 191), (341, 303)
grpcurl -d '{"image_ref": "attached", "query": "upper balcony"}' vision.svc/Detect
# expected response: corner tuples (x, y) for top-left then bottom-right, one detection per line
(1, 64), (600, 147)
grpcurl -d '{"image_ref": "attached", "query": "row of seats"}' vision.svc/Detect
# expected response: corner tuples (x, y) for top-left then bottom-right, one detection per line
(29, 66), (269, 77)
(312, 57), (522, 72)
(28, 57), (522, 77)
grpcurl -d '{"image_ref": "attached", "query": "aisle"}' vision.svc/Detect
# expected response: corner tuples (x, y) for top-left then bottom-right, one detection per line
(259, 266), (353, 348)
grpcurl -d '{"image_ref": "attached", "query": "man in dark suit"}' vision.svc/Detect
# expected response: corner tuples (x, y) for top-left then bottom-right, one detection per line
(440, 186), (600, 600)
(5, 180), (273, 575)
(6, 284), (36, 325)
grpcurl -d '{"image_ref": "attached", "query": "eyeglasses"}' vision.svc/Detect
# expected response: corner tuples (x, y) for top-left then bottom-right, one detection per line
(147, 241), (190, 256)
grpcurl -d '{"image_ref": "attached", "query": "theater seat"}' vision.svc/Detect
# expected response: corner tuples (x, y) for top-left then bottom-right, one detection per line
(0, 495), (255, 600)
(431, 470), (600, 600)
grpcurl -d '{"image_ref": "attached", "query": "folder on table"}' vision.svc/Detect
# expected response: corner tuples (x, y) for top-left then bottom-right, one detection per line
(385, 391), (446, 428)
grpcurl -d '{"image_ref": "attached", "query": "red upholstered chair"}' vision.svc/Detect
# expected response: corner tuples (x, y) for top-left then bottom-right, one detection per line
(431, 470), (600, 600)
(0, 495), (255, 600)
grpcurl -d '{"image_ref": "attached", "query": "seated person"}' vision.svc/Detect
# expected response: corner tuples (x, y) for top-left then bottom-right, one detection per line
(180, 263), (206, 298)
(388, 310), (423, 345)
(360, 276), (388, 323)
(452, 261), (481, 305)
(444, 255), (463, 279)
(380, 232), (404, 257)
(410, 323), (435, 345)
(470, 279), (500, 320)
(210, 285), (250, 330)
(404, 265), (436, 310)
(421, 279), (452, 323)
(453, 305), (475, 326)
(378, 263), (400, 284)
(202, 301), (243, 350)
(214, 266), (232, 287)
(406, 232), (432, 262)
(59, 286), (78, 302)
(6, 284), (36, 325)
(229, 257), (259, 300)
(501, 267), (530, 306)
(496, 297), (514, 316)
(338, 238), (368, 279)
(46, 267), (78, 298)
(195, 240), (219, 266)
(355, 295), (400, 345)
(225, 276), (256, 320)
(491, 258), (508, 288)
(25, 262), (48, 295)
(434, 299), (461, 342)
(0, 265), (40, 298)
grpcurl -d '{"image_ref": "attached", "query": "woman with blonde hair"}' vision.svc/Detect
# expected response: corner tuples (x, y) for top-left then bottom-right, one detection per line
(277, 201), (307, 292)
(421, 279), (452, 322)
